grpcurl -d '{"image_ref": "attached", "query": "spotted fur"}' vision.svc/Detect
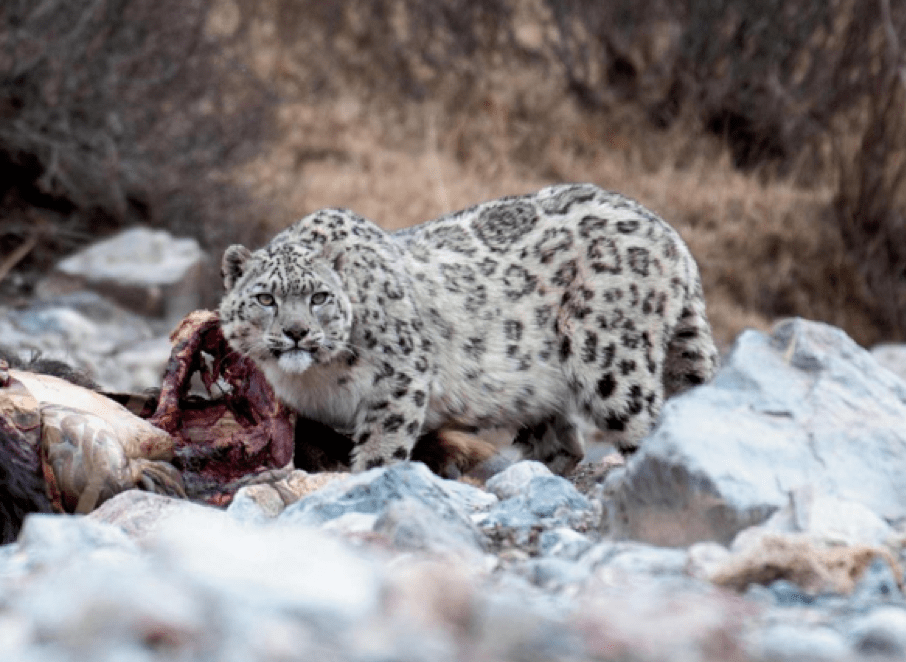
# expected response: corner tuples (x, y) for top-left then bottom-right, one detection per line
(219, 184), (719, 474)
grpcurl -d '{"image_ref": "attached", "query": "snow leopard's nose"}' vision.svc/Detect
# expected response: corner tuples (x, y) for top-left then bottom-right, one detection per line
(284, 325), (309, 343)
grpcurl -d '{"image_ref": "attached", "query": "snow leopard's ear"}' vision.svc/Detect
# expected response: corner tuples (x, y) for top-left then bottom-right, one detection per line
(331, 249), (347, 275)
(313, 240), (347, 275)
(222, 245), (252, 290)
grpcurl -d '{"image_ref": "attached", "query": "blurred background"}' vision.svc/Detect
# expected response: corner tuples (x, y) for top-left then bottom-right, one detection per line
(1, 0), (905, 348)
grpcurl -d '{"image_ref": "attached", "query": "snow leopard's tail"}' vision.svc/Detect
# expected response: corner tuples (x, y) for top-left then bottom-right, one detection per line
(662, 263), (720, 398)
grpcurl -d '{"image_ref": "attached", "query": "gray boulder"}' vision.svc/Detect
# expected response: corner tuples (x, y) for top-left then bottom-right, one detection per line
(374, 497), (487, 557)
(872, 344), (906, 383)
(0, 291), (170, 391)
(280, 462), (495, 554)
(478, 474), (592, 533)
(484, 460), (553, 500)
(605, 318), (906, 546)
(37, 226), (206, 323)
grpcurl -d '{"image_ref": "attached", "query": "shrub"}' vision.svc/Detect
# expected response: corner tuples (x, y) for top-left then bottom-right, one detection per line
(833, 0), (906, 337)
(0, 0), (273, 289)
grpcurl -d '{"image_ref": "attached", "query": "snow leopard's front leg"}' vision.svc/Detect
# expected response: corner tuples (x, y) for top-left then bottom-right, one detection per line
(349, 368), (431, 472)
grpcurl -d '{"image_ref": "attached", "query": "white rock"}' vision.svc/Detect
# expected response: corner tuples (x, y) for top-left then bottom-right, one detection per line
(484, 460), (552, 500)
(227, 484), (286, 522)
(848, 606), (906, 657)
(38, 226), (205, 322)
(281, 462), (493, 528)
(761, 486), (894, 547)
(13, 513), (138, 569)
(151, 507), (381, 624)
(581, 541), (689, 583)
(606, 318), (906, 546)
(0, 292), (166, 392)
(320, 512), (379, 535)
(750, 624), (849, 662)
(110, 336), (173, 391)
(872, 343), (906, 383)
(374, 497), (487, 558)
(538, 528), (593, 561)
(686, 541), (732, 581)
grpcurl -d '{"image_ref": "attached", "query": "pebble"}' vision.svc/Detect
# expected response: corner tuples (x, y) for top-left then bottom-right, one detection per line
(281, 462), (494, 528)
(750, 624), (850, 662)
(538, 527), (593, 561)
(373, 497), (487, 557)
(227, 484), (287, 522)
(848, 607), (906, 658)
(849, 558), (905, 609)
(768, 579), (819, 607)
(484, 460), (552, 500)
(478, 473), (591, 532)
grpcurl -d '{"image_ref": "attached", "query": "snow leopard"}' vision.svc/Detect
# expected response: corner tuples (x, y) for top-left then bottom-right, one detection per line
(218, 184), (718, 474)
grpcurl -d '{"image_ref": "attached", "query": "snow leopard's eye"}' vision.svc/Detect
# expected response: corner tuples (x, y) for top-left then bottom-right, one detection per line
(255, 293), (275, 307)
(310, 291), (330, 306)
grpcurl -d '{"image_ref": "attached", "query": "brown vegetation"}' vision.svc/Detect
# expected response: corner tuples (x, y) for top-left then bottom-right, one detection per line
(2, 0), (905, 346)
(0, 0), (273, 294)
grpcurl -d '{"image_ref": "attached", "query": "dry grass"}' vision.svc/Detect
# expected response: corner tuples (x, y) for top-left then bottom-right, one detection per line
(220, 0), (900, 348)
(1, 0), (900, 347)
(2, 0), (888, 349)
(233, 88), (882, 347)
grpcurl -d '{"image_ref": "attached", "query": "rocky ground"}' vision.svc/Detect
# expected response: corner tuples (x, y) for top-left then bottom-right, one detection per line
(3, 228), (906, 661)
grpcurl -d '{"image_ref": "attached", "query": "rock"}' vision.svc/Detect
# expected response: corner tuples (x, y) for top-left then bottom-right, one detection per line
(872, 344), (906, 383)
(850, 558), (905, 609)
(222, 470), (351, 521)
(468, 585), (582, 661)
(521, 476), (591, 518)
(150, 508), (382, 624)
(760, 487), (894, 548)
(6, 317), (906, 661)
(576, 584), (756, 662)
(538, 528), (593, 561)
(484, 460), (552, 500)
(321, 512), (380, 536)
(376, 560), (482, 659)
(105, 336), (173, 391)
(0, 292), (166, 391)
(280, 462), (495, 531)
(514, 557), (592, 591)
(581, 541), (689, 583)
(686, 541), (732, 581)
(88, 490), (215, 542)
(440, 473), (501, 511)
(706, 527), (899, 595)
(750, 624), (849, 662)
(1, 505), (385, 660)
(848, 607), (906, 658)
(6, 513), (137, 573)
(8, 549), (210, 658)
(479, 474), (591, 533)
(279, 470), (349, 503)
(766, 579), (819, 607)
(373, 497), (487, 557)
(37, 226), (206, 323)
(276, 463), (494, 558)
(227, 484), (286, 522)
(606, 318), (906, 547)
